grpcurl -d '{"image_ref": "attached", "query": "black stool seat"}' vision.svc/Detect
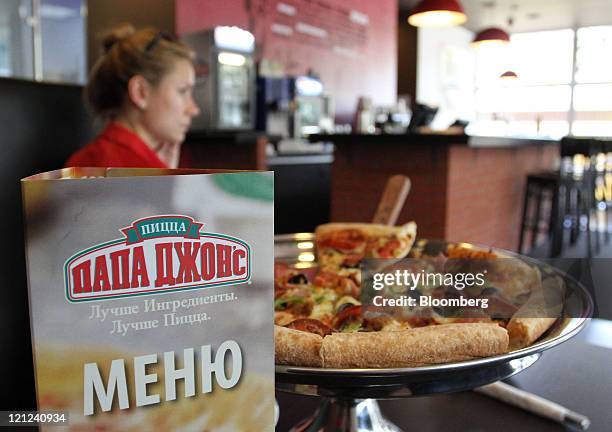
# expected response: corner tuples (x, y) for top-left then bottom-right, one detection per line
(520, 137), (612, 258)
(519, 171), (561, 256)
(519, 168), (598, 258)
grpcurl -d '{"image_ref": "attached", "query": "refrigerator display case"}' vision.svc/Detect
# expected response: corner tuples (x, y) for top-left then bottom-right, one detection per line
(183, 26), (255, 131)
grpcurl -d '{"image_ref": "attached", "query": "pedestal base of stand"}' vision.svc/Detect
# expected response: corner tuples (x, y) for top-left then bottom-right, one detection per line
(290, 398), (401, 432)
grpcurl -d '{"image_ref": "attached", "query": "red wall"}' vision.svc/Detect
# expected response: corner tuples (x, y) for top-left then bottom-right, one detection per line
(446, 145), (558, 251)
(176, 0), (398, 122)
(330, 140), (558, 251)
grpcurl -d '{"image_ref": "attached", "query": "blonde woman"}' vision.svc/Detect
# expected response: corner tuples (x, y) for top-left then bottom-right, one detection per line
(66, 24), (200, 168)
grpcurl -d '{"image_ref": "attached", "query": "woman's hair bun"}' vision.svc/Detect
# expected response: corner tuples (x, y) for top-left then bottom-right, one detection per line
(87, 23), (194, 119)
(100, 23), (136, 53)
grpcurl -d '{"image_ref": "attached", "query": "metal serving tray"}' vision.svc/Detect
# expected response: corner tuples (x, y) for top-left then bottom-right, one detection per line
(273, 234), (593, 431)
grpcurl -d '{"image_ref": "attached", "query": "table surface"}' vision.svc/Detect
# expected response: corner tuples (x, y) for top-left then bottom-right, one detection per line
(276, 319), (612, 432)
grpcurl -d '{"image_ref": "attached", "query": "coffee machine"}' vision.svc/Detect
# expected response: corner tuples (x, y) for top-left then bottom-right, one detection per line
(293, 75), (334, 137)
(256, 75), (333, 139)
(183, 26), (255, 131)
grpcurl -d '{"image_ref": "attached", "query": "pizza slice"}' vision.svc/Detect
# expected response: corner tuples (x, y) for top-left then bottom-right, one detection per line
(506, 271), (564, 349)
(423, 245), (558, 344)
(315, 222), (417, 269)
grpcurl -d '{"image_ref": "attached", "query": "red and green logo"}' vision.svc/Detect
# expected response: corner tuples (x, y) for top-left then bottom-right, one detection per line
(64, 215), (251, 302)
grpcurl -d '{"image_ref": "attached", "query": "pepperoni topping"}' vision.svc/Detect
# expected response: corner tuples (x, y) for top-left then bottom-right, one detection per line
(275, 261), (291, 277)
(377, 239), (401, 258)
(362, 313), (394, 331)
(341, 253), (363, 268)
(314, 271), (359, 297)
(332, 305), (362, 330)
(313, 271), (337, 288)
(317, 229), (367, 251)
(405, 316), (433, 327)
(275, 270), (311, 296)
(286, 319), (333, 337)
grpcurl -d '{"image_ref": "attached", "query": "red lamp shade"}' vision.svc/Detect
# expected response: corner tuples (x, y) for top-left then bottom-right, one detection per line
(500, 70), (518, 79)
(408, 0), (467, 27)
(472, 27), (511, 46)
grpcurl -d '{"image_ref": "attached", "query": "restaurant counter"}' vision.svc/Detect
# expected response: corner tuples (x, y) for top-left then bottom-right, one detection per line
(182, 131), (334, 234)
(308, 132), (559, 148)
(308, 133), (559, 252)
(276, 319), (612, 431)
(181, 130), (270, 170)
(269, 151), (333, 234)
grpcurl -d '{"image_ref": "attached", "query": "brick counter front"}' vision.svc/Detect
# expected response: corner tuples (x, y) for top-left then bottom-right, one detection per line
(326, 135), (558, 251)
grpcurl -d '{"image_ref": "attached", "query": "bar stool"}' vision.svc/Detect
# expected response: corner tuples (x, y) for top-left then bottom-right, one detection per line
(596, 138), (612, 245)
(560, 137), (601, 256)
(519, 137), (600, 257)
(560, 170), (597, 256)
(518, 171), (561, 256)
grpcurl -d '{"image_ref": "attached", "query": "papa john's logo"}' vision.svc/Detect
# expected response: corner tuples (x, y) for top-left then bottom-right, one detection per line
(64, 215), (251, 302)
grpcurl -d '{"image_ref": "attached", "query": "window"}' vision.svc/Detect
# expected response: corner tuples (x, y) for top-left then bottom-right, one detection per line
(472, 29), (574, 138)
(0, 0), (85, 84)
(472, 26), (612, 138)
(575, 26), (612, 84)
(510, 30), (574, 85)
(0, 0), (34, 80)
(573, 26), (612, 137)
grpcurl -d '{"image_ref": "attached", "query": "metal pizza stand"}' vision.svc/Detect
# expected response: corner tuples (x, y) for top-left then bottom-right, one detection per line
(274, 234), (593, 432)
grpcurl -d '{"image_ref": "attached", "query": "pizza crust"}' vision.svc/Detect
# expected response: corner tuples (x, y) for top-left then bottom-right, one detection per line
(506, 272), (564, 349)
(275, 325), (323, 367)
(275, 323), (508, 368)
(506, 318), (558, 350)
(320, 323), (508, 368)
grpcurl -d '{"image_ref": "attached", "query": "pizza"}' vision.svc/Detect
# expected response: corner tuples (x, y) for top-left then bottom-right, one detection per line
(274, 262), (509, 368)
(275, 224), (560, 368)
(315, 222), (417, 268)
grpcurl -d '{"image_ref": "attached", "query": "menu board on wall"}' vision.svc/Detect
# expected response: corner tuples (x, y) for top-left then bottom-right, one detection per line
(177, 0), (398, 121)
(260, 0), (369, 59)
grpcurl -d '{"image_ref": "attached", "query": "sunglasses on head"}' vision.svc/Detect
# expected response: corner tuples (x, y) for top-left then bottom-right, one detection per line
(144, 31), (177, 53)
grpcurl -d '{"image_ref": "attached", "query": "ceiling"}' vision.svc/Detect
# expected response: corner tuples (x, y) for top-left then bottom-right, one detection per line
(399, 0), (612, 33)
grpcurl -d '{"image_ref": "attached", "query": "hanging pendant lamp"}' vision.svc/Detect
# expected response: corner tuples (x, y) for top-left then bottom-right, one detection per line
(472, 27), (510, 47)
(408, 0), (467, 27)
(500, 70), (518, 80)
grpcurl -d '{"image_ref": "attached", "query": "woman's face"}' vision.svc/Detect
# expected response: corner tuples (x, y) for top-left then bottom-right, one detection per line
(141, 58), (200, 144)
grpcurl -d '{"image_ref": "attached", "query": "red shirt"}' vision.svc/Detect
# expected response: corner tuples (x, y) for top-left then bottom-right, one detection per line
(65, 122), (167, 168)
